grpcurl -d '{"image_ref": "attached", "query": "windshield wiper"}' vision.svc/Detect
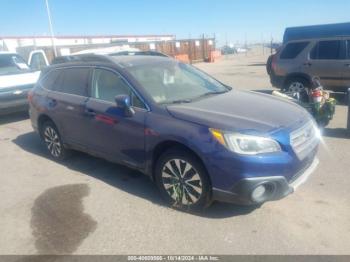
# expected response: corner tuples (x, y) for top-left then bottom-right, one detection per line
(163, 90), (229, 105)
(164, 99), (192, 104)
(196, 90), (229, 99)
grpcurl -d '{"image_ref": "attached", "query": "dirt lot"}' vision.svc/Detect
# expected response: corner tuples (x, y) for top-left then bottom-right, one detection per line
(1, 50), (350, 255)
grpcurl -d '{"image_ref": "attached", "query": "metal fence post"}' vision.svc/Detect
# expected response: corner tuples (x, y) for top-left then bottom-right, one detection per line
(348, 88), (350, 131)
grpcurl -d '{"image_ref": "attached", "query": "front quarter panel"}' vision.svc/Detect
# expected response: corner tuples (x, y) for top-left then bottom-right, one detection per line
(144, 110), (214, 175)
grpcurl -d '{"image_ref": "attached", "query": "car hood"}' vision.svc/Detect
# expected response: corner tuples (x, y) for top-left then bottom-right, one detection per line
(166, 90), (311, 134)
(0, 71), (40, 90)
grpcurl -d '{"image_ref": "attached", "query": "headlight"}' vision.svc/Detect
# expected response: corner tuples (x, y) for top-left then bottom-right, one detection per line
(210, 129), (281, 155)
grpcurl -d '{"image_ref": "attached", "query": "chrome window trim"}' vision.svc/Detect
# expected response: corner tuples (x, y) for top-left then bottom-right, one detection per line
(39, 65), (151, 111)
(86, 97), (148, 113)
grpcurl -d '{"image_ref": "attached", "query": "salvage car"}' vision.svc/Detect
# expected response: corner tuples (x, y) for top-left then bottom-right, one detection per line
(0, 51), (48, 114)
(29, 55), (320, 210)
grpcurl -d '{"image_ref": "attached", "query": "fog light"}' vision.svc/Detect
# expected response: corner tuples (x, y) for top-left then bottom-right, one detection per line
(251, 185), (266, 201)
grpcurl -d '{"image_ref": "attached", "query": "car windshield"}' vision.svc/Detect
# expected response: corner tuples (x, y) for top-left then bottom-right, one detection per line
(0, 54), (31, 76)
(128, 61), (229, 104)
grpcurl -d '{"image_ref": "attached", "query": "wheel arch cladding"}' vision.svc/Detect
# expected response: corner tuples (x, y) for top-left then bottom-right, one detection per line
(38, 114), (54, 134)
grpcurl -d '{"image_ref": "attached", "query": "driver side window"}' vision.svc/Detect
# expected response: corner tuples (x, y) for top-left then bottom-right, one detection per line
(91, 68), (145, 108)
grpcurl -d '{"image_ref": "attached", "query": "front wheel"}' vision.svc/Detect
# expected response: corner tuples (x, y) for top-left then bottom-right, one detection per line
(155, 149), (211, 211)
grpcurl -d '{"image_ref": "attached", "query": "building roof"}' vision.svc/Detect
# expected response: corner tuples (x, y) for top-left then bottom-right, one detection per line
(0, 34), (175, 39)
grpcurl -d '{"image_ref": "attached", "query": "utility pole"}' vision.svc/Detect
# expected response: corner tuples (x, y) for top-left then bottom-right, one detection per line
(244, 33), (247, 57)
(270, 36), (273, 55)
(45, 0), (57, 57)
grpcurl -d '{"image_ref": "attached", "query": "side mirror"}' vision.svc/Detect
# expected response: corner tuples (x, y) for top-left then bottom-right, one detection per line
(115, 95), (135, 117)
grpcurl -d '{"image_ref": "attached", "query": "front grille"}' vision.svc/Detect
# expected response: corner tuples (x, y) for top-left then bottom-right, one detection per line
(288, 148), (317, 183)
(290, 121), (319, 161)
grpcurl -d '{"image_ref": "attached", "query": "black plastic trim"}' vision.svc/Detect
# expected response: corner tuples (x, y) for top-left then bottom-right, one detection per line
(212, 176), (294, 205)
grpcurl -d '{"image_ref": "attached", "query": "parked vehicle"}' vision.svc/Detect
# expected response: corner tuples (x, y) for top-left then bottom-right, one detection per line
(268, 23), (350, 94)
(0, 51), (48, 114)
(29, 55), (319, 210)
(221, 45), (237, 55)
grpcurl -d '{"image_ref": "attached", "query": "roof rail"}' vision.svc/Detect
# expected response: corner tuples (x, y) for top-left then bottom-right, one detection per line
(51, 54), (113, 65)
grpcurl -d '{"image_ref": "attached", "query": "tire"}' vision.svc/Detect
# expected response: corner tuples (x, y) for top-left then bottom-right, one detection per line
(155, 148), (211, 211)
(284, 77), (310, 102)
(266, 55), (273, 75)
(41, 121), (69, 161)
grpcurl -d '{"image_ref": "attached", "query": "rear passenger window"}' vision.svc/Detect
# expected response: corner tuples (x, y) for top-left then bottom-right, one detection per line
(40, 70), (62, 90)
(280, 42), (309, 59)
(56, 68), (90, 96)
(310, 40), (342, 60)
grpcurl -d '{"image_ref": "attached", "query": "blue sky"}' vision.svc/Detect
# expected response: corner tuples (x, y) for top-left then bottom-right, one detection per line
(1, 0), (350, 45)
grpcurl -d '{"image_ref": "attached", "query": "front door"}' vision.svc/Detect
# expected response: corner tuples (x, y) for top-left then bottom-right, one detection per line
(84, 68), (147, 169)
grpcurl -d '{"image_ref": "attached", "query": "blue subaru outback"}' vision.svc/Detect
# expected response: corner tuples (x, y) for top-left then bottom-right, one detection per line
(29, 55), (319, 210)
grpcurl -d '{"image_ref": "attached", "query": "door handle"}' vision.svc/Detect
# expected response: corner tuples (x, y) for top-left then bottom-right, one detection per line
(85, 108), (96, 117)
(303, 62), (312, 67)
(345, 63), (350, 67)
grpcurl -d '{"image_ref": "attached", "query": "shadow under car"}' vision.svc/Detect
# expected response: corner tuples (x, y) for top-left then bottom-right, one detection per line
(12, 131), (258, 218)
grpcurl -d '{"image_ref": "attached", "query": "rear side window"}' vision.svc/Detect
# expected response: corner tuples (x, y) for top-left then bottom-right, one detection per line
(56, 68), (90, 96)
(40, 70), (62, 90)
(310, 40), (342, 60)
(280, 42), (309, 59)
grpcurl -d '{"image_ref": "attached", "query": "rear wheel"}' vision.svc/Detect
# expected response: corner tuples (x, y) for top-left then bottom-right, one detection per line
(266, 55), (273, 75)
(155, 149), (211, 211)
(284, 77), (310, 102)
(41, 121), (69, 161)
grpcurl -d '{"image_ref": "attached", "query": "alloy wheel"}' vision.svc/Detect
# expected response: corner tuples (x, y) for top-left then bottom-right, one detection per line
(161, 159), (203, 205)
(288, 82), (305, 100)
(43, 126), (62, 158)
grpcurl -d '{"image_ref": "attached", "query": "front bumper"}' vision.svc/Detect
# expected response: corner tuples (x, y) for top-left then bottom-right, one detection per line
(212, 157), (319, 205)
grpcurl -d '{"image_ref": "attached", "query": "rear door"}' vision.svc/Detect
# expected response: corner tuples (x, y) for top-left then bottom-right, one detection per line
(84, 67), (147, 168)
(306, 39), (345, 88)
(47, 67), (92, 146)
